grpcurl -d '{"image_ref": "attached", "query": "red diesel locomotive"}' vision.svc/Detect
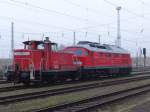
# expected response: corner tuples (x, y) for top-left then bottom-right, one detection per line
(6, 37), (132, 84)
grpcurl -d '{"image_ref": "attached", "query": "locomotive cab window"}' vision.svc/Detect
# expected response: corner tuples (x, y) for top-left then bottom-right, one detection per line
(37, 44), (44, 50)
(84, 51), (89, 56)
(51, 44), (58, 51)
(23, 41), (44, 50)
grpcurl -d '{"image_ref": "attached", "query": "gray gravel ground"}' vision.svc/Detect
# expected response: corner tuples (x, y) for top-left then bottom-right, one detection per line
(127, 99), (150, 112)
(0, 74), (149, 98)
(1, 78), (150, 112)
(92, 89), (150, 112)
(128, 102), (150, 112)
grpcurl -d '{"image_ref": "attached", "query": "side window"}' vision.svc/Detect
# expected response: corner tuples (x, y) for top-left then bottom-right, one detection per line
(74, 49), (88, 56)
(74, 49), (82, 56)
(84, 51), (89, 56)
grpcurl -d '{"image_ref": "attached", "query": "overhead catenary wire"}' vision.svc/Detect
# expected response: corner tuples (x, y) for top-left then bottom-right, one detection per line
(0, 0), (110, 25)
(1, 0), (150, 33)
(0, 12), (114, 34)
(1, 1), (144, 31)
(103, 0), (150, 22)
(0, 14), (116, 37)
(0, 16), (149, 44)
(63, 0), (142, 30)
(0, 22), (149, 44)
(139, 0), (150, 8)
(76, 16), (138, 31)
(0, 0), (145, 35)
(63, 0), (114, 18)
(0, 1), (149, 41)
(138, 0), (150, 16)
(0, 0), (150, 58)
(5, 0), (143, 34)
(0, 15), (74, 31)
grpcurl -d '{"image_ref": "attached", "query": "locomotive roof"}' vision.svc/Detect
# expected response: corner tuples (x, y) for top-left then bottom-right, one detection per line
(23, 40), (57, 45)
(23, 40), (43, 45)
(71, 41), (129, 54)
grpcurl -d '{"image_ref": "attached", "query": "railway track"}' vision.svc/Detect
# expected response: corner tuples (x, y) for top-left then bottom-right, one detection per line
(35, 83), (150, 112)
(0, 80), (9, 84)
(0, 72), (150, 105)
(0, 70), (149, 93)
(132, 66), (150, 72)
(0, 84), (27, 92)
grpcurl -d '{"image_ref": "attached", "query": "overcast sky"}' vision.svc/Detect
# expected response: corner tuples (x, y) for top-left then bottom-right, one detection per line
(0, 0), (150, 58)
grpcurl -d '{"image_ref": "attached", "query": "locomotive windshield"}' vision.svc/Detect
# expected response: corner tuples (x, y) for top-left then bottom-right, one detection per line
(37, 44), (44, 50)
(51, 44), (58, 51)
(23, 41), (44, 50)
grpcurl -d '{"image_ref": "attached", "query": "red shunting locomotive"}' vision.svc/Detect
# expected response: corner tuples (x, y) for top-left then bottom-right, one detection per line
(6, 37), (132, 84)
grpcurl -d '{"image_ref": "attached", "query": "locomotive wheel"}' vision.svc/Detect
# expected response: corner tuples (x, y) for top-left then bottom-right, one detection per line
(20, 72), (30, 85)
(59, 75), (66, 82)
(45, 77), (55, 84)
(6, 74), (13, 82)
(23, 81), (30, 86)
(70, 73), (77, 81)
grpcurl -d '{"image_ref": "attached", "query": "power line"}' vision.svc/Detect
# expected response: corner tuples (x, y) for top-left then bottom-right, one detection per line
(1, 0), (109, 25)
(139, 0), (150, 16)
(63, 0), (114, 18)
(63, 0), (140, 30)
(0, 0), (142, 34)
(103, 0), (150, 21)
(1, 0), (119, 32)
(74, 15), (140, 31)
(139, 0), (150, 7)
(0, 16), (149, 41)
(0, 14), (116, 35)
(0, 15), (75, 31)
(1, 1), (150, 44)
(0, 26), (101, 37)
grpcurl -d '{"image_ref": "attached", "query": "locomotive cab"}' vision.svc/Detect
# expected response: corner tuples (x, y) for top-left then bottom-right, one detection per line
(11, 40), (45, 83)
(7, 38), (53, 83)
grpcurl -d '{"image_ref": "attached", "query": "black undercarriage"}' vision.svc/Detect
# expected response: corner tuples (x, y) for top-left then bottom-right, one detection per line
(6, 66), (132, 85)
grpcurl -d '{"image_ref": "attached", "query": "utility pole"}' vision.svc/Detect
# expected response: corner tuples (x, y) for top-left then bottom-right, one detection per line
(143, 48), (146, 67)
(73, 32), (76, 45)
(116, 6), (121, 47)
(99, 35), (101, 44)
(11, 22), (14, 62)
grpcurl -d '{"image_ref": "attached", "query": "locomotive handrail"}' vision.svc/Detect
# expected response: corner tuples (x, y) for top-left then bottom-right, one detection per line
(39, 58), (44, 81)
